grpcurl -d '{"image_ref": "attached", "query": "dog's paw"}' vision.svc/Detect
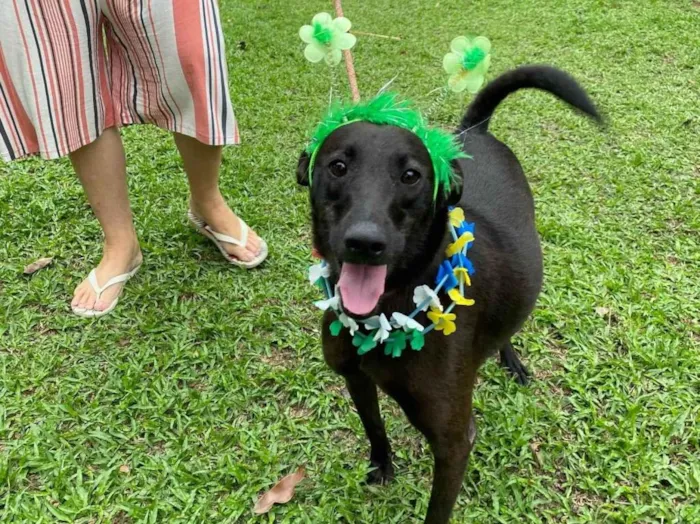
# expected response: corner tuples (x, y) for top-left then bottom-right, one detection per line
(508, 358), (531, 386)
(499, 348), (531, 386)
(366, 460), (394, 485)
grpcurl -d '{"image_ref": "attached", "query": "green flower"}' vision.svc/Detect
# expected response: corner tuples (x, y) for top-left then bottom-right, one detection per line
(352, 331), (378, 355)
(409, 329), (425, 351)
(299, 12), (357, 66)
(384, 331), (407, 358)
(442, 36), (492, 93)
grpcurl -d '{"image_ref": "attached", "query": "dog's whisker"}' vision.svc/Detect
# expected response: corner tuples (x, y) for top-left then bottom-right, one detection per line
(424, 87), (444, 97)
(457, 116), (492, 141)
(377, 75), (399, 95)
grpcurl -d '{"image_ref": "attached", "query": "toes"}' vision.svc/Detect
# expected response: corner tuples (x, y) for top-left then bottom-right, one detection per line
(94, 300), (108, 312)
(248, 236), (261, 254)
(82, 295), (97, 311)
(76, 293), (91, 310)
(235, 247), (256, 263)
(95, 286), (122, 311)
(72, 289), (84, 308)
(366, 460), (394, 485)
(72, 282), (90, 307)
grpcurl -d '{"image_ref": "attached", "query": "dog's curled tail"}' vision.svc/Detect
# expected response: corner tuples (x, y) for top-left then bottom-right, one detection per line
(460, 65), (602, 133)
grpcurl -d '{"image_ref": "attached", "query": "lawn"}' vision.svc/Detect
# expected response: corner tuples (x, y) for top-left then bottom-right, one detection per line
(1, 0), (699, 522)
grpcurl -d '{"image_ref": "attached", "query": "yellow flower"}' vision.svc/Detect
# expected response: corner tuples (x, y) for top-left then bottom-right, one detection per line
(453, 267), (471, 286)
(448, 288), (475, 307)
(427, 308), (457, 335)
(449, 207), (465, 227)
(446, 231), (475, 257)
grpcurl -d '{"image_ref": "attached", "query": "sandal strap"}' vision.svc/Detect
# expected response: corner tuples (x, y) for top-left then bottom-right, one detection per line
(87, 267), (137, 300)
(204, 217), (248, 248)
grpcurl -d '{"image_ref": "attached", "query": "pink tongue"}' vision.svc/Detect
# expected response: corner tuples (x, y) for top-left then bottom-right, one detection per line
(338, 264), (388, 316)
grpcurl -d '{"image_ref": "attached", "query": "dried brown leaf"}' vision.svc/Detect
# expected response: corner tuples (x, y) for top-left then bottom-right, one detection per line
(23, 257), (53, 275)
(253, 467), (305, 514)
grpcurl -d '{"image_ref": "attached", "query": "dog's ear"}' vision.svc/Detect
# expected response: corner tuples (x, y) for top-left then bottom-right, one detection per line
(296, 150), (311, 186)
(445, 160), (464, 206)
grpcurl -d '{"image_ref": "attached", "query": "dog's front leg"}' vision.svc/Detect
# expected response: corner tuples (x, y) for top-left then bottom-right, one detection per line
(344, 372), (394, 484)
(321, 314), (393, 484)
(396, 385), (476, 524)
(424, 410), (475, 524)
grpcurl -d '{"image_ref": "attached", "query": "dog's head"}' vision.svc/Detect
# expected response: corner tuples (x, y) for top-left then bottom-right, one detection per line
(298, 121), (464, 317)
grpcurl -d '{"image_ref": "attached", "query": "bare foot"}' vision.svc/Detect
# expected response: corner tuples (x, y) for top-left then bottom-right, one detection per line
(71, 238), (142, 314)
(190, 196), (264, 262)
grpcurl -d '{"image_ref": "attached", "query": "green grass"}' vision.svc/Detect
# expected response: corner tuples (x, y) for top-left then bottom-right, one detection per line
(1, 0), (699, 522)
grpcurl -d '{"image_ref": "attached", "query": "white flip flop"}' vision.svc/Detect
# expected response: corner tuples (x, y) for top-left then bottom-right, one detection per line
(72, 264), (141, 318)
(187, 209), (268, 269)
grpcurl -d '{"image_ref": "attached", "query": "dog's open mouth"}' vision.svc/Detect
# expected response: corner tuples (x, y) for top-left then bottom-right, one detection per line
(338, 263), (387, 317)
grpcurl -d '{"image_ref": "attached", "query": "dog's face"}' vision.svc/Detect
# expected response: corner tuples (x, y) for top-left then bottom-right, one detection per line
(298, 122), (463, 317)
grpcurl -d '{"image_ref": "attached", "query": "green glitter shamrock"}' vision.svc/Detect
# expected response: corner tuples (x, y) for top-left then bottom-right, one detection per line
(299, 12), (357, 66)
(442, 36), (492, 93)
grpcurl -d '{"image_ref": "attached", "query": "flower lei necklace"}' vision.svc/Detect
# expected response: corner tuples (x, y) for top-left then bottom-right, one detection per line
(309, 207), (477, 358)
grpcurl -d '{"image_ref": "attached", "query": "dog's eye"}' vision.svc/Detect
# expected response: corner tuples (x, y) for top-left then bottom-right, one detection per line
(328, 160), (347, 178)
(400, 169), (421, 185)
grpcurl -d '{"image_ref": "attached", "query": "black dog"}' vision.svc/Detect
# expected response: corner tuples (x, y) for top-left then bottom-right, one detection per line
(297, 65), (600, 523)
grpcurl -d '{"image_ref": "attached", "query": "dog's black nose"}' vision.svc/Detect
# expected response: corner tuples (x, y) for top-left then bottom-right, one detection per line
(344, 222), (387, 258)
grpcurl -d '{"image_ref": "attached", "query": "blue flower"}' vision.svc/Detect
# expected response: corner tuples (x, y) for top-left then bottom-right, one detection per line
(436, 260), (458, 290)
(456, 221), (475, 239)
(451, 253), (475, 276)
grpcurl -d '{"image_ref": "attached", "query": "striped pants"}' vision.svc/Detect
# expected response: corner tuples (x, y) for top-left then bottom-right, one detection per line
(0, 0), (239, 161)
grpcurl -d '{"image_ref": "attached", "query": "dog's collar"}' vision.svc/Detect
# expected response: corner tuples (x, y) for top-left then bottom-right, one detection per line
(308, 206), (477, 358)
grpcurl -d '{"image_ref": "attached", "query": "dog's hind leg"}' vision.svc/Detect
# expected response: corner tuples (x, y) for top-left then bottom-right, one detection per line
(499, 341), (530, 385)
(344, 372), (394, 484)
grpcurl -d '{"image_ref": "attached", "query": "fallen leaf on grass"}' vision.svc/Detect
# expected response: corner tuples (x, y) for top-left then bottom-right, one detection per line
(594, 306), (610, 317)
(23, 257), (53, 275)
(119, 465), (130, 474)
(253, 467), (305, 514)
(530, 442), (543, 468)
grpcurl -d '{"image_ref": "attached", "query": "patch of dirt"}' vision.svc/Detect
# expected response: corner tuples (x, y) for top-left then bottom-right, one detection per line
(149, 441), (166, 456)
(289, 404), (314, 419)
(112, 511), (132, 524)
(260, 345), (296, 367)
(571, 488), (606, 514)
(33, 323), (58, 336)
(188, 382), (207, 392)
(27, 474), (41, 490)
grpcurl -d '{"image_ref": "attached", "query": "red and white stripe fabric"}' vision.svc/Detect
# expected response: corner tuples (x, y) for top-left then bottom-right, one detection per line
(0, 0), (239, 161)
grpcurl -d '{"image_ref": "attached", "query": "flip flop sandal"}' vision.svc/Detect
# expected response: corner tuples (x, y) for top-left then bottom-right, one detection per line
(72, 264), (141, 318)
(187, 209), (268, 269)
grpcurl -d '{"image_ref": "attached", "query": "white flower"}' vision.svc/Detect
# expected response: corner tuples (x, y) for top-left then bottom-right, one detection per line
(413, 285), (442, 312)
(338, 312), (359, 335)
(314, 294), (339, 311)
(391, 312), (425, 332)
(308, 262), (330, 285)
(364, 314), (392, 343)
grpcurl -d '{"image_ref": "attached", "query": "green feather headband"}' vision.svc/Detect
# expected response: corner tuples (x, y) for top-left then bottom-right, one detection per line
(306, 92), (469, 200)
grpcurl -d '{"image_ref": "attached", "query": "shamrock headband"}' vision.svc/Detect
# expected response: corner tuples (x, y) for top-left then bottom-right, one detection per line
(306, 92), (468, 200)
(299, 11), (491, 200)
